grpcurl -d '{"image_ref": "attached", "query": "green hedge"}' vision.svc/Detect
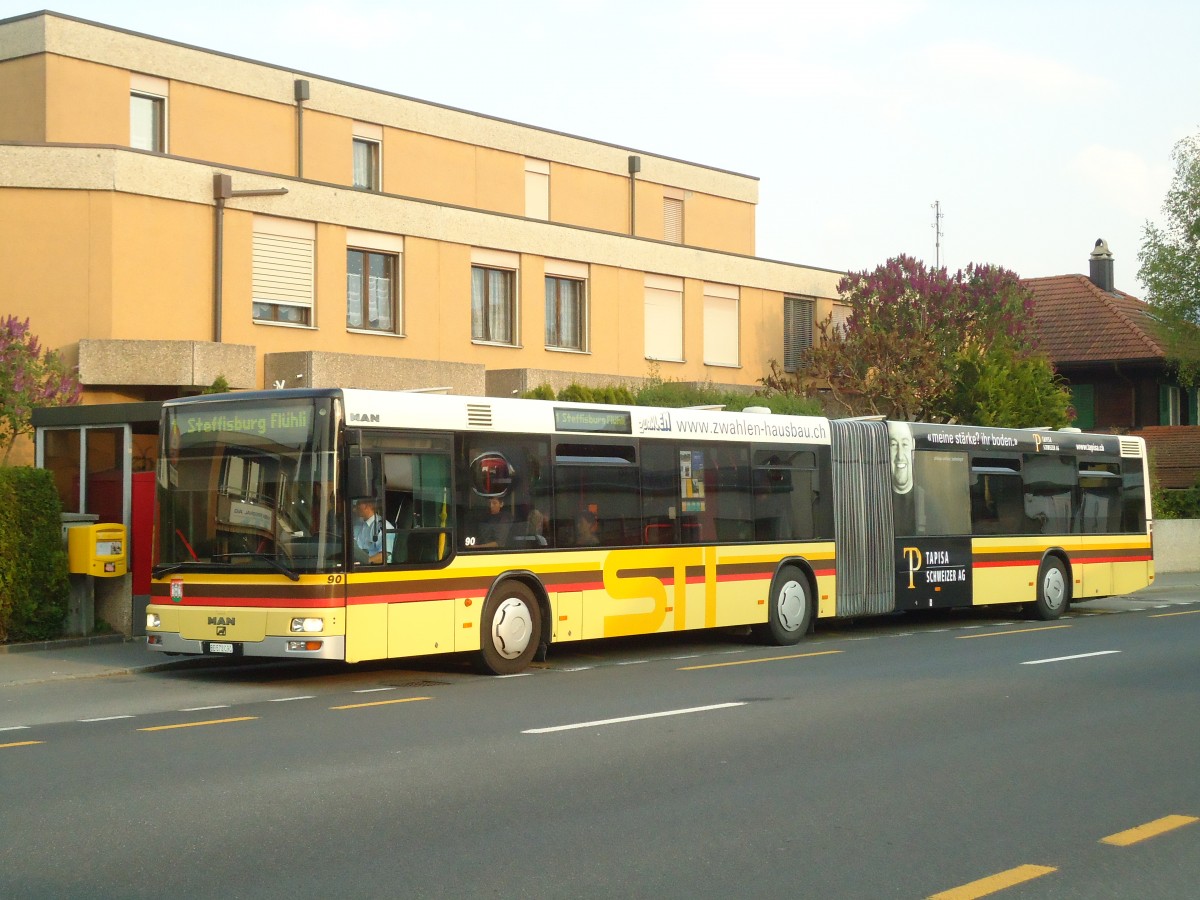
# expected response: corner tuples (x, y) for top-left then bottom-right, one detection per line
(0, 467), (69, 642)
(522, 381), (822, 416)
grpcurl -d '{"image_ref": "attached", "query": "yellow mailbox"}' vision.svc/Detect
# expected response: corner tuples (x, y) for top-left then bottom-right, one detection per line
(67, 523), (128, 577)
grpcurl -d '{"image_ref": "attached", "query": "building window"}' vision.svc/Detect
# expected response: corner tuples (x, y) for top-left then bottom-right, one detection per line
(472, 265), (517, 345)
(1070, 384), (1095, 429)
(526, 158), (549, 220)
(353, 138), (380, 191)
(252, 218), (315, 327)
(1160, 384), (1181, 425)
(546, 277), (585, 350)
(347, 249), (399, 332)
(130, 92), (165, 152)
(783, 297), (814, 372)
(703, 283), (739, 367)
(644, 274), (683, 362)
(663, 191), (684, 244)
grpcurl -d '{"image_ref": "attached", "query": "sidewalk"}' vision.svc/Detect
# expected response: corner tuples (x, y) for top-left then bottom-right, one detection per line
(0, 634), (223, 687)
(2, 572), (1197, 688)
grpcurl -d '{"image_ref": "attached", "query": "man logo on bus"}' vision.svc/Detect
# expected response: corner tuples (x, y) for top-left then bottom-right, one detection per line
(902, 546), (922, 589)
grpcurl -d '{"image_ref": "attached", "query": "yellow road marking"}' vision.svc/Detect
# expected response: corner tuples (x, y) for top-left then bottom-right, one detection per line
(1101, 814), (1199, 846)
(139, 716), (258, 732)
(679, 650), (842, 670)
(957, 625), (1070, 640)
(1149, 609), (1200, 618)
(330, 696), (432, 710)
(1, 740), (44, 749)
(928, 864), (1056, 899)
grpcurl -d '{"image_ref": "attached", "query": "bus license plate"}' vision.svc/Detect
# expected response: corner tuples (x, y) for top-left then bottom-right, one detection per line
(208, 642), (234, 654)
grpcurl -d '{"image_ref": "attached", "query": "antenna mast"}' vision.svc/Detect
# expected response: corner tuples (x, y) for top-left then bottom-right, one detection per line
(931, 200), (944, 269)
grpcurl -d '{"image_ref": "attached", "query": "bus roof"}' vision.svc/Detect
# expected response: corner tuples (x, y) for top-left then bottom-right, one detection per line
(162, 388), (1144, 457)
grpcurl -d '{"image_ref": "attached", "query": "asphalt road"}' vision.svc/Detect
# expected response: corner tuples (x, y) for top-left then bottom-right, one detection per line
(2, 592), (1198, 899)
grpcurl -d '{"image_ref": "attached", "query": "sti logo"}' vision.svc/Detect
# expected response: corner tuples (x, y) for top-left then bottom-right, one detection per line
(350, 412), (381, 423)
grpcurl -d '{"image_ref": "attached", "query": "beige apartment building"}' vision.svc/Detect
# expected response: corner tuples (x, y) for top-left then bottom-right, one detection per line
(1, 11), (845, 634)
(1, 10), (841, 414)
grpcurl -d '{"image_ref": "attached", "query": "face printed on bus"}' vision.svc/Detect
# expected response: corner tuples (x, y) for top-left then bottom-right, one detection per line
(888, 422), (914, 495)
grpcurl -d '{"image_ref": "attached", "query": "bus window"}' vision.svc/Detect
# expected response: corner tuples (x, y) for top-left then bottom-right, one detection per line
(553, 442), (639, 547)
(904, 450), (970, 536)
(1121, 459), (1146, 533)
(1078, 462), (1122, 534)
(458, 437), (550, 551)
(753, 447), (819, 541)
(970, 457), (1023, 536)
(381, 451), (453, 563)
(641, 443), (679, 545)
(1022, 454), (1076, 534)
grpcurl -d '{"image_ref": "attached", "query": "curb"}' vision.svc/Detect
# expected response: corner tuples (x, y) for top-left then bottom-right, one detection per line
(0, 633), (128, 655)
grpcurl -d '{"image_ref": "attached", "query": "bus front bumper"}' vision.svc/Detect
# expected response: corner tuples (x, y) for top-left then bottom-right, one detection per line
(146, 632), (346, 660)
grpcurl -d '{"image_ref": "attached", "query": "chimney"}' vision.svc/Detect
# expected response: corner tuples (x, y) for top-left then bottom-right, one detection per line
(1089, 238), (1114, 292)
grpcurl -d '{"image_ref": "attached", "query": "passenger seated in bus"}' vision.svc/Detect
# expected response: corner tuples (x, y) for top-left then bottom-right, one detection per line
(475, 496), (512, 548)
(575, 509), (600, 546)
(513, 508), (548, 546)
(353, 499), (385, 564)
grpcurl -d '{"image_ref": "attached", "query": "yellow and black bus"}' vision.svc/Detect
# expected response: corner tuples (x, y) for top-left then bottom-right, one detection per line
(147, 389), (1153, 674)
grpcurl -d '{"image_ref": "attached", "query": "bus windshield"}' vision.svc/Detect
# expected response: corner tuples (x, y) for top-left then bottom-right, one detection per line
(155, 397), (341, 576)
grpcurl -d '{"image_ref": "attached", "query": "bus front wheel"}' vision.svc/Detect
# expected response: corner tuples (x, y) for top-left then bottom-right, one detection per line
(753, 565), (811, 645)
(1030, 557), (1070, 620)
(476, 582), (542, 675)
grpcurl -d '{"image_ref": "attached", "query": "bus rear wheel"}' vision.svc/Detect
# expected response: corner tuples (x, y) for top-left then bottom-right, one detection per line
(1030, 557), (1070, 620)
(476, 582), (542, 675)
(753, 565), (811, 645)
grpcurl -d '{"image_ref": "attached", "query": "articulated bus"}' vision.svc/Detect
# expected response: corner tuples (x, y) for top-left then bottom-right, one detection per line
(147, 389), (1154, 674)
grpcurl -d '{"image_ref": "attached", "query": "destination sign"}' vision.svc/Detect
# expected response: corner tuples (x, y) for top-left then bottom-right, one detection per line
(554, 407), (632, 435)
(174, 401), (315, 448)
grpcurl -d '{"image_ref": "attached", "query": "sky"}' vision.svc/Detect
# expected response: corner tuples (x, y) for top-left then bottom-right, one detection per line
(5, 0), (1197, 293)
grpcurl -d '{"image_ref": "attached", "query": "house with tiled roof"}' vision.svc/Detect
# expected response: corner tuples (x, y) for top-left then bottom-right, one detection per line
(1026, 240), (1198, 430)
(1026, 240), (1200, 493)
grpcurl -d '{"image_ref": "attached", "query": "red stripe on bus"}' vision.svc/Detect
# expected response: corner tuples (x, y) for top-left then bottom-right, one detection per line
(152, 596), (345, 609)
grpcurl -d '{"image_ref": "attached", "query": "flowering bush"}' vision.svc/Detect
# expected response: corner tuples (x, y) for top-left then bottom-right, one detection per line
(767, 255), (1070, 427)
(0, 317), (81, 463)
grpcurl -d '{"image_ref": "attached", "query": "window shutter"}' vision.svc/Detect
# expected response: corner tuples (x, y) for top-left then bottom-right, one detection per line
(253, 233), (314, 309)
(784, 297), (814, 372)
(663, 197), (683, 243)
(703, 283), (739, 367)
(1070, 384), (1095, 429)
(644, 276), (683, 361)
(525, 158), (550, 220)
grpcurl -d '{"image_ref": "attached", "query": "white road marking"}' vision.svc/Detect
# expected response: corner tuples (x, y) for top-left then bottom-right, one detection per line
(180, 705), (229, 711)
(495, 673), (529, 679)
(78, 715), (135, 722)
(1022, 650), (1122, 666)
(523, 702), (746, 734)
(269, 695), (315, 702)
(0, 725), (31, 731)
(352, 687), (396, 694)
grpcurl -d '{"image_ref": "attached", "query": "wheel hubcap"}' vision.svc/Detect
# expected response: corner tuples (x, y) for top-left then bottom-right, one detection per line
(491, 597), (533, 659)
(776, 579), (806, 632)
(1043, 567), (1066, 610)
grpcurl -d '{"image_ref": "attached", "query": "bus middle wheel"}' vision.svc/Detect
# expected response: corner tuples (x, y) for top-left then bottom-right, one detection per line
(476, 582), (542, 675)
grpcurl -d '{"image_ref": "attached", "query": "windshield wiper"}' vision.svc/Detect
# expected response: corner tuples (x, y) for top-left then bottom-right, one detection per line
(152, 562), (191, 578)
(210, 552), (301, 582)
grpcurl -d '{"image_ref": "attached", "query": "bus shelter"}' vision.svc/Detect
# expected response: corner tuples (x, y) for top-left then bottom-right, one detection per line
(33, 401), (163, 636)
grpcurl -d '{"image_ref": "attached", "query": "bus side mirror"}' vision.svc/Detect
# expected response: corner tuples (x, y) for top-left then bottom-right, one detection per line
(347, 456), (375, 499)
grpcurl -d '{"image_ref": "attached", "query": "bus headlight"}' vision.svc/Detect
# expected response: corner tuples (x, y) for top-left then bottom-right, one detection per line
(290, 617), (324, 633)
(147, 613), (161, 629)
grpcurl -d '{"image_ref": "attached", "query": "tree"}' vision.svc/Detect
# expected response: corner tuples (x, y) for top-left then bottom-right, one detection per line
(1138, 133), (1200, 387)
(765, 255), (1071, 427)
(0, 317), (82, 463)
